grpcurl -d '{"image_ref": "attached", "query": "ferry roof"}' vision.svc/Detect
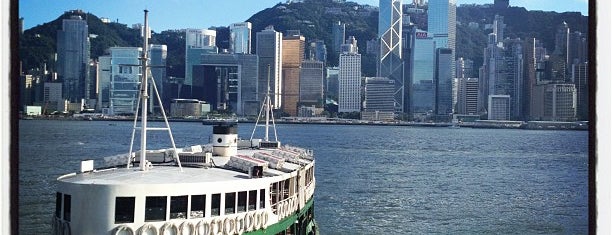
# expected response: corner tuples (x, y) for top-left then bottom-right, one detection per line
(58, 148), (310, 185)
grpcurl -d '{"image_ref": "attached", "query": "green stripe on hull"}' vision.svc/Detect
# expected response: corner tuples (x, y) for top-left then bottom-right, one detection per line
(245, 198), (315, 235)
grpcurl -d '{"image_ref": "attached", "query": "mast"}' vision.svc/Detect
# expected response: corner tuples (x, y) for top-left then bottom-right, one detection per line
(139, 9), (150, 171)
(265, 65), (270, 141)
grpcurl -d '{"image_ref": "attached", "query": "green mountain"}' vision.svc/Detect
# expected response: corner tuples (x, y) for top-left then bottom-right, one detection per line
(20, 1), (588, 79)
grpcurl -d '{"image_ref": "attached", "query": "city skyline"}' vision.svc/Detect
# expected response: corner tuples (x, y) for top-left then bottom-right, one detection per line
(19, 0), (589, 32)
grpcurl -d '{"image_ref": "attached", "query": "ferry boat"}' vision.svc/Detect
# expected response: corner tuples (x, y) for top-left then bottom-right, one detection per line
(53, 10), (317, 235)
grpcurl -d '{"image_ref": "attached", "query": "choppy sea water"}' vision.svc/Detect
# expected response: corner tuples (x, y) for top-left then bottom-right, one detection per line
(19, 120), (588, 234)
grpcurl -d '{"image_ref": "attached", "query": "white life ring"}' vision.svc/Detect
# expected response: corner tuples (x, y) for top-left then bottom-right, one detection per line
(138, 223), (157, 235)
(260, 211), (269, 229)
(114, 225), (135, 235)
(244, 212), (255, 232)
(211, 218), (223, 235)
(276, 202), (283, 218)
(196, 220), (210, 235)
(252, 211), (261, 231)
(223, 217), (235, 235)
(179, 221), (195, 235)
(160, 222), (178, 235)
(234, 215), (245, 235)
(285, 200), (291, 216)
(52, 217), (61, 235)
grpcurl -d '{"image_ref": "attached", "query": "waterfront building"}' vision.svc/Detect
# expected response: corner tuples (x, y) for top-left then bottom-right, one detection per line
(428, 0), (456, 77)
(230, 22), (252, 54)
(256, 26), (283, 109)
(435, 48), (453, 116)
(170, 99), (209, 117)
(192, 53), (259, 116)
(300, 60), (325, 107)
(96, 55), (111, 112)
(282, 32), (305, 116)
(56, 11), (90, 102)
(43, 82), (63, 113)
(378, 0), (404, 113)
(108, 47), (142, 115)
(338, 37), (361, 113)
(456, 77), (478, 115)
(551, 22), (569, 81)
(149, 44), (167, 113)
(185, 29), (218, 91)
(488, 95), (511, 120)
(572, 62), (588, 120)
(531, 83), (577, 121)
(363, 77), (395, 121)
(408, 29), (435, 115)
(326, 67), (340, 101)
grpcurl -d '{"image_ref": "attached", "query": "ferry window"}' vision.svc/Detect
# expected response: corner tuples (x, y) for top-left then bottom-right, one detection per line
(225, 192), (236, 214)
(270, 182), (279, 206)
(238, 191), (247, 213)
(55, 193), (61, 218)
(211, 194), (221, 216)
(248, 190), (257, 211)
(115, 197), (135, 223)
(190, 195), (206, 218)
(63, 194), (71, 221)
(145, 196), (167, 222)
(259, 189), (265, 209)
(170, 195), (188, 219)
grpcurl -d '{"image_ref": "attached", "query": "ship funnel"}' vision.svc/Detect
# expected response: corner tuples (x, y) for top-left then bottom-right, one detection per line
(212, 123), (238, 157)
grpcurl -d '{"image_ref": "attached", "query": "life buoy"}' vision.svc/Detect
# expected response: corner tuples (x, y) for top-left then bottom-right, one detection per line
(284, 200), (290, 216)
(52, 217), (61, 235)
(138, 223), (158, 235)
(179, 221), (195, 235)
(223, 216), (236, 235)
(62, 222), (71, 235)
(160, 222), (178, 235)
(115, 225), (135, 235)
(235, 215), (245, 235)
(244, 212), (255, 232)
(260, 211), (269, 229)
(276, 202), (283, 218)
(210, 218), (222, 235)
(252, 211), (261, 231)
(196, 220), (210, 235)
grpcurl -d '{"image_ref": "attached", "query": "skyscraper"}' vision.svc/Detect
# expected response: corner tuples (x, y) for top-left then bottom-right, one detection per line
(149, 44), (167, 113)
(409, 30), (435, 114)
(378, 0), (404, 113)
(230, 22), (252, 54)
(96, 55), (111, 112)
(332, 21), (346, 54)
(308, 40), (327, 63)
(338, 36), (361, 113)
(457, 77), (478, 115)
(256, 26), (283, 109)
(551, 22), (569, 81)
(428, 0), (456, 76)
(573, 62), (588, 120)
(435, 48), (453, 116)
(363, 77), (395, 116)
(282, 32), (306, 116)
(57, 12), (90, 102)
(300, 60), (325, 106)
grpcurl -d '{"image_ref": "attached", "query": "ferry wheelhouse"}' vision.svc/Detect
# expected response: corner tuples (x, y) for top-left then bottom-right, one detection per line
(53, 10), (317, 235)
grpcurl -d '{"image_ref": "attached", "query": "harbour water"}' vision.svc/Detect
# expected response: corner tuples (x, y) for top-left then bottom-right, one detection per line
(19, 120), (588, 234)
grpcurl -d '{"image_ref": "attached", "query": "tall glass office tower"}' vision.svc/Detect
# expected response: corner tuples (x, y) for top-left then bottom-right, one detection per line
(109, 47), (142, 115)
(256, 26), (283, 109)
(230, 22), (252, 54)
(428, 0), (456, 76)
(57, 13), (90, 102)
(378, 0), (404, 113)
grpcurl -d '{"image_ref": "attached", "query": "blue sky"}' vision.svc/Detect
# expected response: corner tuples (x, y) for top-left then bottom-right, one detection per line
(19, 0), (589, 31)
